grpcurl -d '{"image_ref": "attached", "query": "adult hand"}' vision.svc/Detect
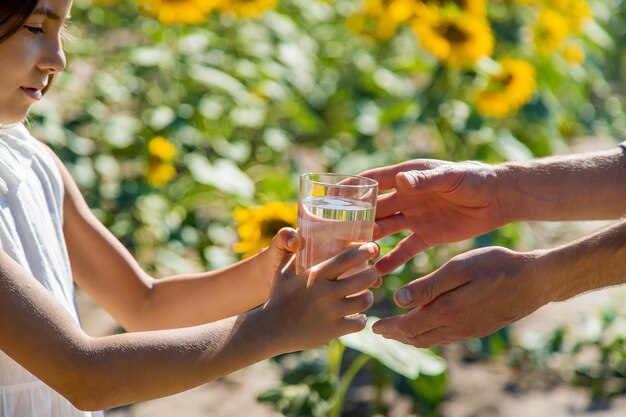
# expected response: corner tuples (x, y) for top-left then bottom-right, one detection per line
(371, 246), (548, 347)
(360, 160), (506, 274)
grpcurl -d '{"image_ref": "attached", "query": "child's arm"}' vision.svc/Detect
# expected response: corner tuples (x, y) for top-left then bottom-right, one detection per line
(50, 152), (295, 330)
(0, 235), (379, 411)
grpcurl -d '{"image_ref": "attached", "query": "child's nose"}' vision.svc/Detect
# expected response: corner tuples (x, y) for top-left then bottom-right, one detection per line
(38, 39), (66, 74)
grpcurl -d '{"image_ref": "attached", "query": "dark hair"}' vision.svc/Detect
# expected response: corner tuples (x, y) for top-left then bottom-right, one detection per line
(0, 0), (39, 44)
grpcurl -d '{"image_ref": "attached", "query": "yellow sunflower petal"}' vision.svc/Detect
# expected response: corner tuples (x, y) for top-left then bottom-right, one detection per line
(139, 0), (218, 25)
(474, 58), (536, 118)
(412, 7), (493, 68)
(234, 201), (298, 258)
(148, 136), (176, 162)
(147, 162), (176, 187)
(218, 0), (278, 19)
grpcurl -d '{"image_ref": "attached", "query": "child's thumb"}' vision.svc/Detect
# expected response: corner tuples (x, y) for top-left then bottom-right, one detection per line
(269, 228), (299, 277)
(270, 227), (299, 254)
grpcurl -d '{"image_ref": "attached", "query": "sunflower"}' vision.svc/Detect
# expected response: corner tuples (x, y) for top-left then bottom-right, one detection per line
(412, 6), (493, 68)
(146, 136), (177, 187)
(234, 202), (298, 258)
(218, 0), (278, 19)
(147, 163), (176, 187)
(348, 0), (418, 39)
(562, 41), (585, 65)
(474, 58), (536, 118)
(138, 0), (217, 25)
(149, 136), (176, 161)
(549, 0), (591, 33)
(421, 0), (486, 17)
(534, 8), (570, 51)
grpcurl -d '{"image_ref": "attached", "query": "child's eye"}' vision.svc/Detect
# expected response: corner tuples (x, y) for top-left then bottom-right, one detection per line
(25, 26), (45, 34)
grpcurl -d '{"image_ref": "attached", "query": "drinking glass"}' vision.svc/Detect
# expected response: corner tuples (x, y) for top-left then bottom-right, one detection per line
(296, 173), (378, 276)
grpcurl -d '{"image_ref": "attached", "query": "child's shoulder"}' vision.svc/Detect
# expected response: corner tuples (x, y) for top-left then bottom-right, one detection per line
(0, 123), (62, 194)
(0, 123), (43, 147)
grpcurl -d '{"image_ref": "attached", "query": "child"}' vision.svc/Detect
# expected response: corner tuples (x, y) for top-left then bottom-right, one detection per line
(0, 1), (381, 416)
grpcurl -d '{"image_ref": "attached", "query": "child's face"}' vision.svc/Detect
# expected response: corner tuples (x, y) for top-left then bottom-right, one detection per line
(0, 0), (72, 124)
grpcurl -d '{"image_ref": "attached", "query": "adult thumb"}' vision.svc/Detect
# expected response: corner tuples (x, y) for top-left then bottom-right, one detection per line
(396, 168), (457, 194)
(394, 268), (467, 309)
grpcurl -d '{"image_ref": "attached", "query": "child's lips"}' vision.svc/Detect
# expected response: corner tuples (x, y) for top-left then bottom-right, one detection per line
(21, 86), (43, 101)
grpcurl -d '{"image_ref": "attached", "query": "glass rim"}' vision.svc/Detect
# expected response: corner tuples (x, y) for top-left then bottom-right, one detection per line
(300, 172), (378, 188)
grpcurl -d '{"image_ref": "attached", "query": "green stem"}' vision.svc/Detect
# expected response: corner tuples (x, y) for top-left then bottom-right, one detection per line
(328, 353), (371, 417)
(327, 339), (346, 382)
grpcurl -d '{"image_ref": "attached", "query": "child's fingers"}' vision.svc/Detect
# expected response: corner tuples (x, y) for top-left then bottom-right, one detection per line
(270, 227), (299, 253)
(313, 242), (380, 281)
(338, 314), (368, 334)
(339, 291), (374, 316)
(333, 267), (379, 296)
(279, 254), (297, 278)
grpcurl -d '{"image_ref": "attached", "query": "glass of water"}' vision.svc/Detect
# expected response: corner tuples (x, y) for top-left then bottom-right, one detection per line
(296, 173), (378, 276)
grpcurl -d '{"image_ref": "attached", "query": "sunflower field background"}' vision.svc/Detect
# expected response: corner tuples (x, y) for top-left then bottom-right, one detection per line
(30, 0), (626, 415)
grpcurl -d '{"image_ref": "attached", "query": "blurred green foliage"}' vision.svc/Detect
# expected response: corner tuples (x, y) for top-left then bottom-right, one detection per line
(512, 305), (626, 406)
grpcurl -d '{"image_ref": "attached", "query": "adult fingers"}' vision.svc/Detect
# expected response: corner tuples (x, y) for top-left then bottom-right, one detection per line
(372, 306), (441, 340)
(313, 242), (380, 281)
(374, 234), (429, 275)
(359, 166), (405, 191)
(375, 192), (400, 219)
(360, 159), (446, 191)
(393, 263), (469, 309)
(396, 166), (462, 195)
(374, 214), (409, 240)
(395, 327), (454, 348)
(371, 315), (406, 338)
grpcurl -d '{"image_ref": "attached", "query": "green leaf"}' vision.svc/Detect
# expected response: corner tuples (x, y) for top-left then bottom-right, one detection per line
(584, 21), (614, 49)
(494, 131), (534, 161)
(186, 154), (255, 198)
(130, 46), (172, 67)
(339, 317), (446, 379)
(190, 66), (252, 103)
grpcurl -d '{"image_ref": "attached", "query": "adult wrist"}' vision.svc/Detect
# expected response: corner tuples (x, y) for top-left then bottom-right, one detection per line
(492, 163), (526, 224)
(525, 248), (568, 304)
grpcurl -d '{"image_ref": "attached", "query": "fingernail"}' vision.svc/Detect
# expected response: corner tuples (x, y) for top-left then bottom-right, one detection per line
(400, 172), (418, 188)
(365, 242), (378, 252)
(373, 275), (382, 288)
(395, 288), (412, 306)
(288, 237), (297, 247)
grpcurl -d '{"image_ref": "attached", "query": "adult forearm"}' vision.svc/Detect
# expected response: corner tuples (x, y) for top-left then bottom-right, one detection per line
(496, 147), (626, 222)
(61, 309), (280, 411)
(537, 220), (626, 303)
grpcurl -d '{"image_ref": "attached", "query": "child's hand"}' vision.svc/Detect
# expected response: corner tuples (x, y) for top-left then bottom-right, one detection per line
(261, 242), (381, 353)
(256, 227), (300, 291)
(266, 227), (300, 271)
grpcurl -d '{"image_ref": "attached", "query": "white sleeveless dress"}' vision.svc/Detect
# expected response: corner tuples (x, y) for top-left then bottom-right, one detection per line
(0, 124), (104, 417)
